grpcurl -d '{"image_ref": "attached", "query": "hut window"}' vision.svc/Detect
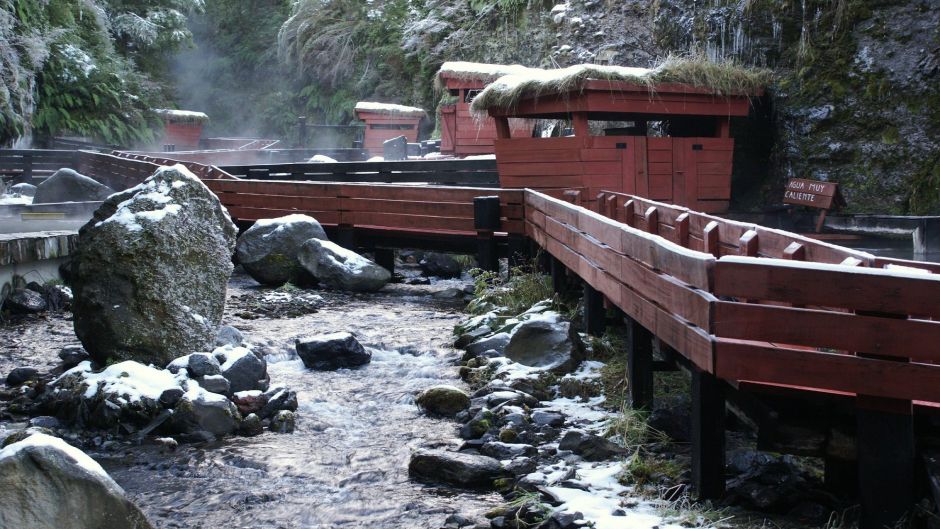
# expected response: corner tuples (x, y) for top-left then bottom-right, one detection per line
(369, 124), (416, 130)
(464, 90), (481, 103)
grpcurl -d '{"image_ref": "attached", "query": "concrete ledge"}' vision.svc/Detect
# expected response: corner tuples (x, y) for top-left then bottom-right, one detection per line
(0, 230), (79, 301)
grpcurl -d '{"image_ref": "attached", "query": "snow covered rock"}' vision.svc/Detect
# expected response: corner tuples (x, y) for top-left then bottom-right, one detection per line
(9, 182), (36, 196)
(167, 352), (221, 378)
(215, 325), (245, 347)
(270, 410), (296, 433)
(235, 214), (327, 286)
(465, 332), (511, 357)
(4, 288), (47, 313)
(71, 165), (237, 367)
(32, 168), (114, 204)
(0, 433), (155, 529)
(169, 385), (240, 437)
(504, 319), (583, 373)
(557, 430), (627, 461)
(415, 385), (470, 417)
(408, 449), (509, 489)
(296, 331), (371, 370)
(214, 345), (269, 393)
(297, 238), (390, 292)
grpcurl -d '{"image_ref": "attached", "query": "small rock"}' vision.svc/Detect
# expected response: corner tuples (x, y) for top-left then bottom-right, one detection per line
(6, 367), (39, 386)
(58, 345), (89, 369)
(531, 410), (565, 427)
(504, 318), (583, 373)
(167, 352), (221, 378)
(215, 325), (245, 347)
(44, 284), (73, 311)
(408, 449), (508, 489)
(404, 277), (430, 285)
(506, 457), (538, 476)
(270, 410), (296, 433)
(260, 387), (298, 419)
(170, 391), (240, 437)
(5, 289), (47, 314)
(432, 288), (464, 299)
(298, 238), (390, 292)
(198, 374), (231, 396)
(10, 182), (36, 196)
(33, 168), (114, 203)
(232, 390), (268, 416)
(558, 430), (627, 461)
(158, 388), (185, 408)
(419, 253), (461, 278)
(480, 441), (537, 460)
(415, 385), (471, 417)
(239, 413), (264, 436)
(28, 416), (61, 430)
(296, 332), (371, 370)
(217, 347), (268, 393)
(465, 333), (510, 357)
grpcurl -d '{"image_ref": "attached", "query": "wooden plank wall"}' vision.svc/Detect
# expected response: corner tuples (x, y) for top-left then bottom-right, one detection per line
(0, 150), (78, 181)
(205, 179), (526, 235)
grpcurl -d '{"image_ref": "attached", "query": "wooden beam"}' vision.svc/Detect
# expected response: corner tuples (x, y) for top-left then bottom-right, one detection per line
(692, 365), (726, 499)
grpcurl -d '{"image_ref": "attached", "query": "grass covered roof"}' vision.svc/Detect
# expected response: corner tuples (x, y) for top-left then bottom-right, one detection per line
(468, 56), (772, 116)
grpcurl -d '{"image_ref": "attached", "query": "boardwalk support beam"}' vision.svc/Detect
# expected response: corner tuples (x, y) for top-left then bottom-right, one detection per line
(374, 248), (395, 275)
(857, 399), (914, 529)
(692, 367), (726, 499)
(626, 316), (654, 410)
(583, 283), (605, 336)
(335, 224), (356, 251)
(474, 196), (501, 272)
(550, 256), (568, 296)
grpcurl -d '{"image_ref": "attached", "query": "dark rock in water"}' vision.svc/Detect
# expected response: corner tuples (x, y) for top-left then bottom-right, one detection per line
(170, 390), (240, 437)
(235, 214), (327, 286)
(404, 277), (430, 286)
(454, 325), (492, 349)
(504, 319), (583, 373)
(32, 168), (114, 204)
(415, 385), (470, 417)
(28, 416), (62, 430)
(158, 388), (184, 409)
(71, 165), (237, 366)
(432, 288), (464, 299)
(408, 449), (508, 489)
(296, 332), (371, 370)
(442, 513), (477, 528)
(198, 375), (231, 396)
(538, 510), (585, 529)
(216, 347), (268, 393)
(419, 253), (461, 278)
(531, 410), (565, 427)
(460, 410), (496, 440)
(6, 367), (39, 386)
(270, 410), (295, 433)
(232, 390), (268, 416)
(558, 430), (627, 461)
(58, 345), (89, 369)
(0, 432), (155, 529)
(505, 457), (537, 476)
(481, 390), (539, 408)
(480, 441), (537, 460)
(239, 413), (264, 436)
(260, 387), (298, 419)
(5, 288), (47, 314)
(10, 182), (36, 197)
(215, 325), (244, 347)
(298, 238), (390, 292)
(26, 281), (44, 293)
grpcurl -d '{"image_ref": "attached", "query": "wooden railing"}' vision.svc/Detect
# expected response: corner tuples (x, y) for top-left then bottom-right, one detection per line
(0, 150), (78, 180)
(218, 159), (500, 187)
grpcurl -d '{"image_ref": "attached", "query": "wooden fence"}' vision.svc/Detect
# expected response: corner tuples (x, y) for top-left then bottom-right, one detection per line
(217, 159), (499, 187)
(0, 150), (77, 180)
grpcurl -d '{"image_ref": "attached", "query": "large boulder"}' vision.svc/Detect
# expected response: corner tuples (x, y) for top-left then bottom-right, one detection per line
(71, 165), (237, 366)
(503, 317), (584, 373)
(297, 238), (390, 292)
(32, 168), (114, 204)
(408, 449), (508, 489)
(415, 385), (471, 417)
(419, 252), (461, 278)
(0, 433), (154, 528)
(235, 214), (327, 286)
(4, 288), (47, 314)
(296, 332), (371, 370)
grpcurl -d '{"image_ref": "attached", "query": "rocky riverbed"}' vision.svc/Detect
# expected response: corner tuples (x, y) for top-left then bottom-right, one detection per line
(0, 268), (505, 529)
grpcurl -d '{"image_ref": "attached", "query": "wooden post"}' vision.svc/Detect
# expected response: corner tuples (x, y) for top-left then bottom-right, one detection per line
(703, 221), (720, 257)
(23, 152), (33, 182)
(644, 206), (658, 235)
(739, 230), (759, 256)
(621, 199), (635, 227)
(494, 117), (511, 139)
(625, 316), (654, 410)
(856, 397), (914, 529)
(583, 282), (605, 336)
(474, 196), (501, 272)
(508, 234), (528, 270)
(374, 248), (395, 275)
(605, 194), (617, 219)
(676, 212), (690, 247)
(692, 366), (726, 500)
(550, 256), (568, 296)
(335, 224), (356, 250)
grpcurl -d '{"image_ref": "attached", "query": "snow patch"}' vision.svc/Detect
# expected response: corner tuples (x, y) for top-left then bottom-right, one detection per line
(354, 101), (426, 117)
(56, 361), (181, 403)
(308, 154), (337, 163)
(0, 433), (111, 482)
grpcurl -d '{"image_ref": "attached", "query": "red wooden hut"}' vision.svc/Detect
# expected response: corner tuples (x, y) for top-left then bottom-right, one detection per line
(436, 62), (536, 156)
(354, 102), (426, 157)
(154, 109), (208, 150)
(472, 62), (766, 213)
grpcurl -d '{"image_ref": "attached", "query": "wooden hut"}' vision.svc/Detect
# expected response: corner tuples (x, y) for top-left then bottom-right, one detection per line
(354, 102), (426, 157)
(471, 62), (767, 213)
(154, 109), (209, 150)
(436, 62), (536, 156)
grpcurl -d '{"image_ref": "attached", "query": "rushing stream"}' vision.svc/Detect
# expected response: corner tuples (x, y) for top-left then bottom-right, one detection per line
(4, 270), (502, 529)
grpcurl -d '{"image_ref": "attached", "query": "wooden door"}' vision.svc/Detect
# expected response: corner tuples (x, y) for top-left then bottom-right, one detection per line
(647, 137), (674, 202)
(440, 105), (456, 154)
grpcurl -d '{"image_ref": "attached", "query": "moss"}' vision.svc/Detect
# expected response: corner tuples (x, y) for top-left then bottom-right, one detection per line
(880, 126), (900, 145)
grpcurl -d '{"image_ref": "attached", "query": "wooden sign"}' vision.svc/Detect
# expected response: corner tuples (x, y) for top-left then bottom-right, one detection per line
(783, 179), (845, 210)
(783, 179), (846, 233)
